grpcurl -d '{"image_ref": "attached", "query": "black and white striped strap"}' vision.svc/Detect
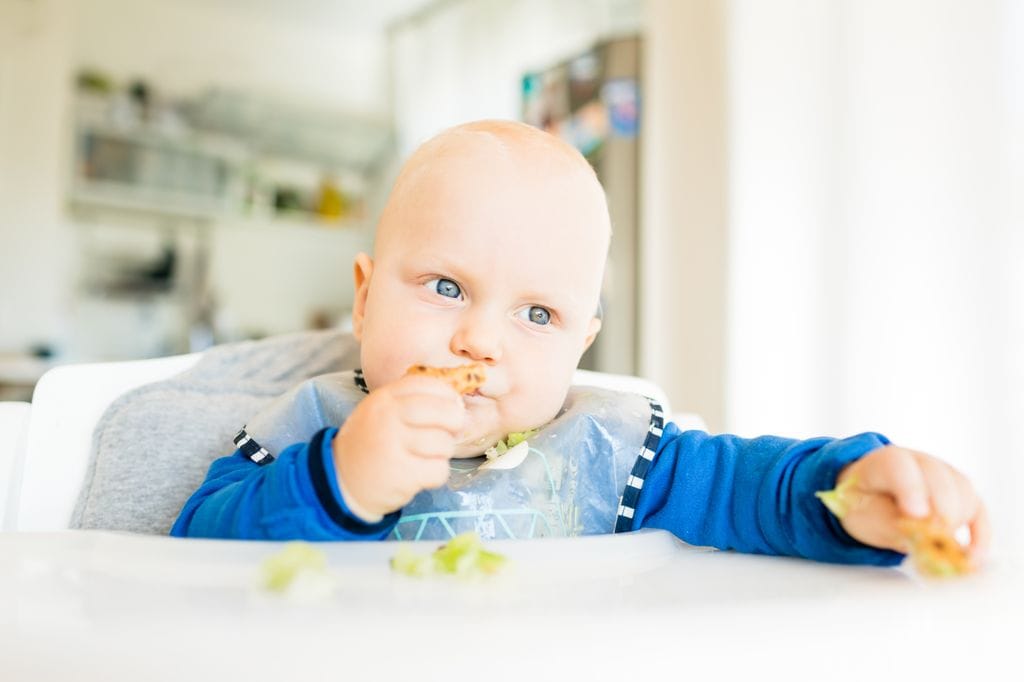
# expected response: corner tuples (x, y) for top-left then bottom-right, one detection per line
(614, 397), (665, 533)
(234, 369), (366, 466)
(234, 428), (274, 465)
(353, 368), (369, 394)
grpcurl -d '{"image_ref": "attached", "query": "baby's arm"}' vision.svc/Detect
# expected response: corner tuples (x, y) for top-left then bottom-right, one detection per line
(170, 428), (399, 540)
(628, 423), (905, 564)
(171, 373), (465, 540)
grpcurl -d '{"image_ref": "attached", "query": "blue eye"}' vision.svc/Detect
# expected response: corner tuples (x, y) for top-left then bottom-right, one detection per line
(518, 306), (551, 326)
(427, 278), (462, 299)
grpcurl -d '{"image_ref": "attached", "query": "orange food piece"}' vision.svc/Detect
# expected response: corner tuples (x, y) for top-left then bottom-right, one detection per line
(816, 476), (972, 578)
(405, 363), (486, 395)
(897, 516), (971, 577)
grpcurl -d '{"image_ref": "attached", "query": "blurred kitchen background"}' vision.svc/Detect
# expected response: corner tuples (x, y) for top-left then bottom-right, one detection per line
(1, 1), (1021, 542)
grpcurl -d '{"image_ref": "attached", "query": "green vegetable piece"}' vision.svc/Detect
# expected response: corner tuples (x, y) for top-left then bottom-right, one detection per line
(389, 532), (507, 578)
(504, 430), (537, 449)
(432, 531), (482, 575)
(814, 475), (859, 519)
(390, 547), (434, 577)
(476, 549), (508, 575)
(261, 542), (328, 592)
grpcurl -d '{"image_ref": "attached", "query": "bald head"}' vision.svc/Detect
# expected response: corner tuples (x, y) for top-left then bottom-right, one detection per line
(375, 120), (611, 258)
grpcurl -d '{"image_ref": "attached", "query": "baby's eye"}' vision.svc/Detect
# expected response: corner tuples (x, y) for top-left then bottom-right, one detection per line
(425, 278), (462, 299)
(517, 305), (551, 326)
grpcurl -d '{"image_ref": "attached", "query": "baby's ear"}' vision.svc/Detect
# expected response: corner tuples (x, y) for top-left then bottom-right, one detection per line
(582, 316), (602, 353)
(351, 252), (374, 341)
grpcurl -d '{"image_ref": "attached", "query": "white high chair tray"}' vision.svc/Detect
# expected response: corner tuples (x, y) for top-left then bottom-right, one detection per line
(0, 528), (1018, 681)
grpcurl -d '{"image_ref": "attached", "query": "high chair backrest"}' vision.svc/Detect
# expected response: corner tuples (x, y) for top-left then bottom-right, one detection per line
(8, 354), (201, 531)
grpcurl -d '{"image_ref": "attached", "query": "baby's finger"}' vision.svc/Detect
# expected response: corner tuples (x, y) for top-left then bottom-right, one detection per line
(411, 455), (452, 489)
(391, 373), (463, 401)
(914, 454), (965, 526)
(404, 426), (459, 460)
(968, 501), (992, 568)
(857, 446), (931, 518)
(837, 491), (909, 554)
(398, 394), (467, 435)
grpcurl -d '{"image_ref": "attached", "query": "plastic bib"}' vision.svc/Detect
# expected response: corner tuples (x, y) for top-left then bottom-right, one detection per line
(237, 371), (662, 541)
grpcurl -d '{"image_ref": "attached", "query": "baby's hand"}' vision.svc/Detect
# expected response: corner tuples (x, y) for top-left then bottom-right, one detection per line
(834, 446), (991, 569)
(331, 374), (467, 521)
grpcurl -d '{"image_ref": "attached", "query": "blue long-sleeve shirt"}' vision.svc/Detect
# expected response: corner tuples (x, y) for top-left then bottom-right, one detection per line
(170, 423), (903, 566)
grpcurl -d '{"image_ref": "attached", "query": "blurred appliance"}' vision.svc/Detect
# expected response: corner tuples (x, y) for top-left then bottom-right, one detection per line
(523, 37), (641, 375)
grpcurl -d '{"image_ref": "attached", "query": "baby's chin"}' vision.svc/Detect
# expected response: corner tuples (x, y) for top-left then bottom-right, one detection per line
(451, 436), (499, 458)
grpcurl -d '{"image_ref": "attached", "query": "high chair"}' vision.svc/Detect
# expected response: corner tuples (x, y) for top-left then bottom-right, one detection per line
(1, 350), (704, 531)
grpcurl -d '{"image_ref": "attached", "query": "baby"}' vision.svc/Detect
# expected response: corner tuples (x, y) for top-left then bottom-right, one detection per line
(172, 120), (989, 568)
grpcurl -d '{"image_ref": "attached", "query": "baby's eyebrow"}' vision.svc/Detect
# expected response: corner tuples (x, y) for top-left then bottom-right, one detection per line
(517, 288), (566, 310)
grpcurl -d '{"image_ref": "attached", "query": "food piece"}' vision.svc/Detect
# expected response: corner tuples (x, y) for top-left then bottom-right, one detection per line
(406, 362), (486, 395)
(261, 542), (335, 596)
(389, 546), (434, 577)
(475, 548), (508, 575)
(390, 531), (507, 578)
(432, 531), (489, 575)
(815, 476), (971, 578)
(485, 441), (508, 459)
(480, 441), (530, 471)
(898, 516), (971, 577)
(484, 428), (538, 460)
(505, 430), (536, 448)
(814, 475), (858, 518)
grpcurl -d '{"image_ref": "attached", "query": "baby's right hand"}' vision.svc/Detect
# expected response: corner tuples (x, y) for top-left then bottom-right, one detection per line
(331, 374), (467, 521)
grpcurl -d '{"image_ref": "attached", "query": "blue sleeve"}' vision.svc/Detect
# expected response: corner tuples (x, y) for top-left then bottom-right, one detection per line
(170, 427), (399, 541)
(630, 423), (905, 565)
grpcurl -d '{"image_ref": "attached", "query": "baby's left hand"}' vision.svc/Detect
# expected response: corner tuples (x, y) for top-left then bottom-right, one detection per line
(834, 446), (991, 568)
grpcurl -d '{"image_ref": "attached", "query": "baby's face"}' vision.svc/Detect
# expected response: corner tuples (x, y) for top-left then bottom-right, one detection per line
(352, 132), (608, 456)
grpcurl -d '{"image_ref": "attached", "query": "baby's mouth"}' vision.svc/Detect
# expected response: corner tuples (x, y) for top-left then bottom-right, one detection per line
(463, 388), (493, 401)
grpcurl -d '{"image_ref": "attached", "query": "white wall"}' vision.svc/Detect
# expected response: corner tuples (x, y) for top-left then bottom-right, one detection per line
(73, 0), (388, 115)
(639, 0), (729, 430)
(1006, 0), (1024, 552)
(0, 0), (76, 353)
(724, 0), (841, 438)
(723, 0), (1022, 547)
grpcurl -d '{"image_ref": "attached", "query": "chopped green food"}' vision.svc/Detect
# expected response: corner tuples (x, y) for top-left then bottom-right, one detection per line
(475, 549), (507, 575)
(485, 429), (537, 460)
(504, 430), (536, 448)
(261, 542), (329, 592)
(390, 531), (507, 578)
(389, 547), (434, 577)
(814, 475), (859, 519)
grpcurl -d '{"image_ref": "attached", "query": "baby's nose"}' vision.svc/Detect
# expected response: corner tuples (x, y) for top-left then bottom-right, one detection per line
(450, 312), (503, 363)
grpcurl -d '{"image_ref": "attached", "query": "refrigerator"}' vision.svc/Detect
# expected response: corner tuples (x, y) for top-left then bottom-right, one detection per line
(522, 36), (641, 375)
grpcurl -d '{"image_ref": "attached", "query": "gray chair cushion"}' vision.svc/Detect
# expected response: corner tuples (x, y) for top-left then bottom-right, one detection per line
(71, 330), (360, 534)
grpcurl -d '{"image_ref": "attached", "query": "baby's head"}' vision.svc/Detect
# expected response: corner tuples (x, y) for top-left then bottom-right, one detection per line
(351, 120), (610, 455)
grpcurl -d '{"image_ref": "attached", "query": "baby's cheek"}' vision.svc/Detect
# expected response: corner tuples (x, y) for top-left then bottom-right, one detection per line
(363, 347), (413, 389)
(519, 387), (567, 429)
